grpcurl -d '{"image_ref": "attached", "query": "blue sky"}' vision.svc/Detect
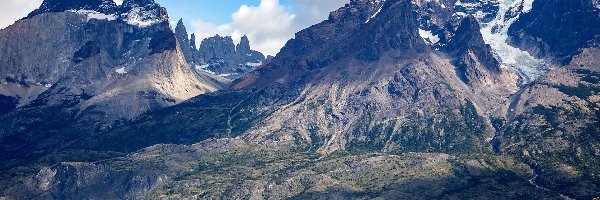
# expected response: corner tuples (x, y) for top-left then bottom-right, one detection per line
(158, 0), (348, 55)
(157, 0), (264, 25)
(1, 0), (348, 55)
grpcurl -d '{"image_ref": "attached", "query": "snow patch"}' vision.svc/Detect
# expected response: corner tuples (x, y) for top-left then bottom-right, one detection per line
(70, 10), (117, 22)
(418, 29), (440, 45)
(113, 0), (123, 6)
(455, 0), (481, 8)
(521, 0), (535, 13)
(195, 65), (216, 75)
(195, 64), (210, 70)
(123, 7), (163, 28)
(245, 62), (263, 67)
(116, 67), (127, 74)
(44, 84), (53, 88)
(366, 0), (387, 23)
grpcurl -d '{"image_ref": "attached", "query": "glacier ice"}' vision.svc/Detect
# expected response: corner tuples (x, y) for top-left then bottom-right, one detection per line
(479, 0), (548, 83)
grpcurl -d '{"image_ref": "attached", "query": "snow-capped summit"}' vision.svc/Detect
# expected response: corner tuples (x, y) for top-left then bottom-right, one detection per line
(28, 0), (168, 28)
(27, 0), (118, 18)
(0, 0), (225, 128)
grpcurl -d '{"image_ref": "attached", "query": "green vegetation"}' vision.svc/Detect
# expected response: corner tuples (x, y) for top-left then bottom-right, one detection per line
(556, 83), (600, 99)
(142, 142), (554, 199)
(501, 97), (600, 199)
(576, 69), (600, 84)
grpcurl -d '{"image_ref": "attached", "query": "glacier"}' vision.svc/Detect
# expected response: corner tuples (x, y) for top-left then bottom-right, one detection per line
(479, 0), (548, 83)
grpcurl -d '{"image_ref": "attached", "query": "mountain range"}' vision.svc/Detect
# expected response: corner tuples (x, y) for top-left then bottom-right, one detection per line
(0, 0), (599, 199)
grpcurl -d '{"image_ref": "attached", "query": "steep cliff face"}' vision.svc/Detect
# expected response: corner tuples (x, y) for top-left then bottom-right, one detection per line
(0, 0), (226, 184)
(196, 35), (265, 80)
(174, 19), (200, 65)
(444, 16), (501, 83)
(0, 0), (224, 119)
(508, 0), (600, 65)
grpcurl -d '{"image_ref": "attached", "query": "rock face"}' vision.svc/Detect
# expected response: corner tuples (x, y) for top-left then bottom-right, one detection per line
(0, 0), (226, 182)
(27, 0), (118, 17)
(508, 0), (600, 65)
(444, 15), (500, 84)
(174, 19), (200, 65)
(197, 35), (265, 79)
(173, 21), (266, 80)
(224, 0), (497, 155)
(2, 0), (600, 199)
(0, 0), (224, 118)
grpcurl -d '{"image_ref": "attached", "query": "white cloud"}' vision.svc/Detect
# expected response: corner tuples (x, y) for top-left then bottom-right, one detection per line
(230, 0), (297, 56)
(290, 0), (349, 28)
(190, 0), (348, 56)
(190, 19), (237, 43)
(0, 0), (43, 30)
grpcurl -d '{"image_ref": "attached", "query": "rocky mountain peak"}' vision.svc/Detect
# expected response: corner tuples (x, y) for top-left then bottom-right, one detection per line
(197, 34), (265, 79)
(0, 0), (224, 129)
(122, 0), (157, 7)
(174, 18), (200, 64)
(445, 15), (491, 59)
(175, 19), (187, 35)
(28, 0), (117, 17)
(236, 35), (252, 54)
(199, 35), (237, 62)
(328, 0), (385, 24)
(353, 0), (425, 60)
(444, 15), (501, 84)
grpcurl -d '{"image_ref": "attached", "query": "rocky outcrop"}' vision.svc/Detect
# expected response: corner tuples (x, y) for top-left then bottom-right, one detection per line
(174, 19), (200, 65)
(508, 0), (600, 65)
(172, 20), (265, 80)
(197, 35), (265, 79)
(444, 15), (500, 84)
(27, 0), (118, 18)
(237, 35), (265, 65)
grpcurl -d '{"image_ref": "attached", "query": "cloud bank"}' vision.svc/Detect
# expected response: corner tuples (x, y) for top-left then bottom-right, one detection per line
(191, 0), (348, 56)
(0, 0), (43, 30)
